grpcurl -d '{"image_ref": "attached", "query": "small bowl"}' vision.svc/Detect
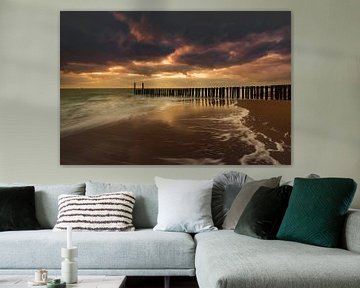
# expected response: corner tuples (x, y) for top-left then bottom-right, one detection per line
(47, 279), (66, 288)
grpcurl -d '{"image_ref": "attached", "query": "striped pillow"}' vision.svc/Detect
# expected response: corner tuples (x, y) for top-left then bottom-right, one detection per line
(53, 192), (135, 232)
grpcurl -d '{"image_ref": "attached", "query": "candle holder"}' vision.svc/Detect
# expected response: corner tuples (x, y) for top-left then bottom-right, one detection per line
(61, 247), (78, 284)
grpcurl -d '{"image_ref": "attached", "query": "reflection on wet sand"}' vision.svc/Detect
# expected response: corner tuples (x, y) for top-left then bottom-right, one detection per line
(61, 92), (291, 165)
(179, 97), (240, 107)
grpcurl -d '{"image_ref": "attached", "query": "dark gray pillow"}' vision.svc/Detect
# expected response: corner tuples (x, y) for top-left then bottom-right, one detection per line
(212, 171), (251, 228)
(223, 176), (281, 230)
(235, 185), (292, 239)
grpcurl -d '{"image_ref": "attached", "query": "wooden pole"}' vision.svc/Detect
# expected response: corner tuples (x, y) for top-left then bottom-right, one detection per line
(131, 85), (290, 101)
(288, 85), (291, 100)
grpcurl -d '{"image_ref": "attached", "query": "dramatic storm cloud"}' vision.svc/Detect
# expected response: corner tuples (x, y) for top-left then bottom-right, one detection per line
(60, 11), (291, 88)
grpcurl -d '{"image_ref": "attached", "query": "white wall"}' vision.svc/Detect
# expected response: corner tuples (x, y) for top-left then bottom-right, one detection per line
(0, 0), (359, 208)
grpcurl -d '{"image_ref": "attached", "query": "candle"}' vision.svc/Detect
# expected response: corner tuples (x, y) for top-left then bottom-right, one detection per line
(67, 225), (72, 249)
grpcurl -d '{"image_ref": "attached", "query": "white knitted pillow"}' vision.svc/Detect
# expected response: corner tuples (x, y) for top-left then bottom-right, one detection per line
(53, 192), (135, 231)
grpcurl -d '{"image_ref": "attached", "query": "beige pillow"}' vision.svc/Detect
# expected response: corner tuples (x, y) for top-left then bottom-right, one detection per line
(222, 177), (281, 230)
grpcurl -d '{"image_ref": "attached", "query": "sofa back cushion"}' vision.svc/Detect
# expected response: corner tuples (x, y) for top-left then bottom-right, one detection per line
(0, 183), (85, 229)
(86, 181), (158, 229)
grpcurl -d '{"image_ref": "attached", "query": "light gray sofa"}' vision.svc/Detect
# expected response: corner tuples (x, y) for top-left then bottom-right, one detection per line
(195, 211), (360, 288)
(0, 181), (195, 280)
(0, 181), (359, 288)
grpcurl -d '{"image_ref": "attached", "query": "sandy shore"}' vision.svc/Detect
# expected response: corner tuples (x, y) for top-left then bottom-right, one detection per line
(237, 100), (291, 164)
(61, 99), (291, 165)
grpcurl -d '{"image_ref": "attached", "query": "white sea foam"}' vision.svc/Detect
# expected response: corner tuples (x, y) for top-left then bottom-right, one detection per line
(208, 105), (286, 165)
(158, 102), (287, 165)
(156, 102), (287, 165)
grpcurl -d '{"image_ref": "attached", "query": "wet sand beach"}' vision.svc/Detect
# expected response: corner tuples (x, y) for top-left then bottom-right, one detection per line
(238, 100), (291, 164)
(61, 99), (291, 165)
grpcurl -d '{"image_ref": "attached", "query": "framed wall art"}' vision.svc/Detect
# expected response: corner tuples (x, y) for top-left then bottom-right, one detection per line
(60, 11), (291, 165)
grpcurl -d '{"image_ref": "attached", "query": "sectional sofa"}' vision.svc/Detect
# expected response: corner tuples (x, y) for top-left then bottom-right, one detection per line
(0, 180), (359, 288)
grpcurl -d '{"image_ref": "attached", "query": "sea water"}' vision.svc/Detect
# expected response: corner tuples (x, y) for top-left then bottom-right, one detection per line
(61, 88), (181, 136)
(60, 88), (289, 165)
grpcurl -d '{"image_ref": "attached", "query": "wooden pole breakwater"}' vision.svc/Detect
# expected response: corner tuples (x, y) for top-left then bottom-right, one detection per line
(133, 83), (291, 101)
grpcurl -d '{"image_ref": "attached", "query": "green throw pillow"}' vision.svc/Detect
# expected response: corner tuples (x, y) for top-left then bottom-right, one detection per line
(277, 178), (357, 247)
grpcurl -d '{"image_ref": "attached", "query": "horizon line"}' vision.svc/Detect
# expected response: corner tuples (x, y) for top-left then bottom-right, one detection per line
(60, 83), (292, 89)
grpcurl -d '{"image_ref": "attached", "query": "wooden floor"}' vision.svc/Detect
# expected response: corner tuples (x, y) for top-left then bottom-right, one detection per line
(126, 276), (199, 288)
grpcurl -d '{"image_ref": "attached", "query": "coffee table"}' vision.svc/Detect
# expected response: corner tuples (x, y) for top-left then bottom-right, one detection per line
(0, 275), (126, 288)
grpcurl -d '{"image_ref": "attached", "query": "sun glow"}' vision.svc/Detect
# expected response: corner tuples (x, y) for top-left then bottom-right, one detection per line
(152, 72), (187, 79)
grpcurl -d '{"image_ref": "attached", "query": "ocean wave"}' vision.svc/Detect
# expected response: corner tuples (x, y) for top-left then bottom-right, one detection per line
(210, 106), (286, 165)
(158, 103), (287, 165)
(61, 91), (180, 136)
(160, 103), (287, 165)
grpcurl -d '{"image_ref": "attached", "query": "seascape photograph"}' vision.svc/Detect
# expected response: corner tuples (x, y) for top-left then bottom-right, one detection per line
(60, 11), (291, 165)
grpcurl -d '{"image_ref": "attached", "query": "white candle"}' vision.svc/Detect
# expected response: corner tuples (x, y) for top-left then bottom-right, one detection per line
(67, 225), (72, 249)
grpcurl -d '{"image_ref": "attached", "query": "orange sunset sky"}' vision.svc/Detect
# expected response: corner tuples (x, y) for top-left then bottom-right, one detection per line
(60, 11), (291, 89)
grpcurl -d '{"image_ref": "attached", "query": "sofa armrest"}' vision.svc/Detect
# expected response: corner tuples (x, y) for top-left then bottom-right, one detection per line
(342, 209), (360, 253)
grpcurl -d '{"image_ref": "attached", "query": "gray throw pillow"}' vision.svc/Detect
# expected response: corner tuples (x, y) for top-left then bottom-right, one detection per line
(212, 171), (251, 228)
(222, 177), (281, 230)
(0, 183), (85, 228)
(154, 177), (217, 233)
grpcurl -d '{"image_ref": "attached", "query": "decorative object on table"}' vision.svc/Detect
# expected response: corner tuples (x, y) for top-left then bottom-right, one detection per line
(35, 269), (48, 283)
(61, 225), (78, 284)
(27, 269), (51, 287)
(47, 279), (66, 288)
(60, 11), (291, 166)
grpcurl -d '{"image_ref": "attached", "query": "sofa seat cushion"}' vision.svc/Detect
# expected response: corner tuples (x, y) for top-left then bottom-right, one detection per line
(195, 230), (360, 288)
(0, 229), (195, 270)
